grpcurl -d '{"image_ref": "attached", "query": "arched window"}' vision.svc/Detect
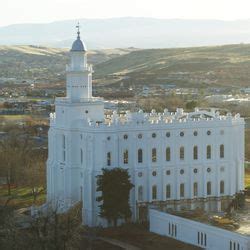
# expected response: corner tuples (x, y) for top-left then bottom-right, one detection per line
(123, 149), (128, 164)
(80, 148), (83, 164)
(220, 144), (224, 158)
(138, 186), (143, 201)
(193, 182), (198, 197)
(166, 184), (171, 199)
(180, 146), (185, 160)
(166, 147), (171, 161)
(152, 185), (157, 200)
(152, 148), (157, 162)
(107, 152), (111, 166)
(193, 146), (198, 160)
(207, 181), (211, 195)
(220, 181), (224, 194)
(138, 149), (143, 163)
(207, 145), (211, 159)
(180, 183), (185, 197)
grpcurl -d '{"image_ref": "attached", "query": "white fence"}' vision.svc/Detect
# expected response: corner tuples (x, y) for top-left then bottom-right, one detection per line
(149, 209), (250, 250)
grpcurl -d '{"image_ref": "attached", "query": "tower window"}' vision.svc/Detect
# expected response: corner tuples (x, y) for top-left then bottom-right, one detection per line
(123, 134), (128, 140)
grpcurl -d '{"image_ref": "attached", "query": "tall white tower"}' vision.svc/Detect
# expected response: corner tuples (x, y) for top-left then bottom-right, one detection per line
(53, 26), (104, 126)
(66, 25), (92, 101)
(46, 26), (104, 211)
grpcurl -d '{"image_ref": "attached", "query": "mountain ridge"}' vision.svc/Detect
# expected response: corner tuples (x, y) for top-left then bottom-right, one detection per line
(1, 17), (250, 49)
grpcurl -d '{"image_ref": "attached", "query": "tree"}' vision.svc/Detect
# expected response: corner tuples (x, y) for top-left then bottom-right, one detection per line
(0, 203), (82, 250)
(185, 100), (198, 110)
(96, 168), (134, 227)
(23, 148), (46, 202)
(0, 130), (27, 195)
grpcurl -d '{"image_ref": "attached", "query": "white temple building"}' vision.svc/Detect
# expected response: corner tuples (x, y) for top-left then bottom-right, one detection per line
(46, 28), (245, 227)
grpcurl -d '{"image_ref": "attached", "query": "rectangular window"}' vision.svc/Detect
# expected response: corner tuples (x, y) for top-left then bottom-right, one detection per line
(107, 152), (111, 166)
(220, 180), (224, 194)
(80, 149), (83, 164)
(138, 186), (143, 201)
(123, 150), (128, 164)
(193, 182), (198, 197)
(166, 147), (171, 161)
(180, 183), (185, 198)
(152, 185), (157, 200)
(152, 148), (157, 162)
(207, 182), (211, 195)
(207, 145), (211, 159)
(166, 184), (171, 199)
(220, 144), (224, 158)
(138, 149), (143, 163)
(180, 147), (184, 160)
(193, 146), (198, 160)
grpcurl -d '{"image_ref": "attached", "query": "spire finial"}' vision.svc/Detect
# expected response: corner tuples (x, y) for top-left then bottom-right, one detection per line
(76, 22), (80, 38)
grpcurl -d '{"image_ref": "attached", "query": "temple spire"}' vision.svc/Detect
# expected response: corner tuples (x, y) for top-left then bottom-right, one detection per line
(76, 22), (80, 39)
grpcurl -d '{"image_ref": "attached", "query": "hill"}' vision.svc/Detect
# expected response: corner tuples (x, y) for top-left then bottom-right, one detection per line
(94, 44), (250, 87)
(1, 44), (250, 87)
(0, 45), (135, 83)
(1, 17), (250, 49)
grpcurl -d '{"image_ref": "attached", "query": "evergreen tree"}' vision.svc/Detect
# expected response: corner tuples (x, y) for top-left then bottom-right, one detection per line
(96, 168), (134, 226)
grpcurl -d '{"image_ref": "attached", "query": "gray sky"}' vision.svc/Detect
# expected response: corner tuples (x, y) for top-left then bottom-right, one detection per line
(1, 0), (250, 27)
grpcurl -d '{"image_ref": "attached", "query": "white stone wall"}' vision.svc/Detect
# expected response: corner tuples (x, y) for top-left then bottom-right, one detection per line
(47, 113), (245, 226)
(149, 209), (250, 250)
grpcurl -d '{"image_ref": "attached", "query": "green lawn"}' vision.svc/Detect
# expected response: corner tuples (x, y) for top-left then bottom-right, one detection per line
(245, 168), (250, 189)
(0, 186), (46, 208)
